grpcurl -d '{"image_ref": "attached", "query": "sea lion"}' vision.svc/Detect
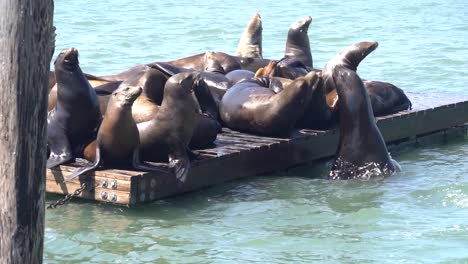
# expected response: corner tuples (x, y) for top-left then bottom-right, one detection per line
(98, 64), (147, 82)
(121, 66), (168, 123)
(48, 72), (115, 111)
(255, 57), (316, 80)
(47, 48), (101, 168)
(364, 80), (412, 116)
(323, 80), (412, 117)
(236, 13), (263, 58)
(63, 85), (165, 182)
(142, 62), (223, 148)
(138, 72), (202, 182)
(225, 69), (255, 85)
(322, 41), (379, 93)
(329, 66), (399, 180)
(284, 16), (313, 68)
(296, 73), (335, 129)
(166, 51), (242, 74)
(220, 71), (320, 136)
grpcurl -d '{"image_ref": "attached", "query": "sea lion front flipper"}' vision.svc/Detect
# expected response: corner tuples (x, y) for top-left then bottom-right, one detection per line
(63, 145), (101, 183)
(132, 148), (167, 173)
(47, 128), (73, 169)
(168, 151), (190, 184)
(148, 62), (191, 77)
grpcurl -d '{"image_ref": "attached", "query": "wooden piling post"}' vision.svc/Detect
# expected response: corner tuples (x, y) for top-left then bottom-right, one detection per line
(0, 0), (54, 263)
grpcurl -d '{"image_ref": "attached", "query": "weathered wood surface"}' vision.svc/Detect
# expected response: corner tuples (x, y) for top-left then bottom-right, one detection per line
(0, 0), (54, 263)
(46, 92), (468, 207)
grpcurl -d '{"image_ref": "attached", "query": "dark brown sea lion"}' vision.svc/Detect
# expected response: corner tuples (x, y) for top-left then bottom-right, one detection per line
(324, 80), (412, 117)
(295, 73), (335, 129)
(138, 72), (202, 182)
(48, 72), (116, 111)
(219, 71), (320, 136)
(322, 41), (379, 93)
(98, 64), (147, 82)
(364, 80), (412, 116)
(236, 13), (263, 58)
(225, 69), (255, 85)
(329, 66), (399, 180)
(138, 63), (222, 149)
(63, 85), (165, 182)
(284, 16), (313, 68)
(47, 48), (101, 168)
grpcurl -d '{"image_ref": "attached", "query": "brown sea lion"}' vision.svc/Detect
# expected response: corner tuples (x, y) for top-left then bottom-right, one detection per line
(138, 72), (202, 182)
(122, 66), (168, 123)
(236, 13), (263, 58)
(329, 66), (399, 180)
(219, 71), (320, 136)
(63, 85), (165, 182)
(47, 48), (101, 168)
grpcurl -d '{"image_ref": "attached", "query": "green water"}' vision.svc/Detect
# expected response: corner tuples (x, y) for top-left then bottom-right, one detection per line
(46, 0), (468, 263)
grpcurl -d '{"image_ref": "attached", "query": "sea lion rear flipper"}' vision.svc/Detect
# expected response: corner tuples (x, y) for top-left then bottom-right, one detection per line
(63, 146), (101, 183)
(132, 148), (167, 173)
(169, 152), (190, 184)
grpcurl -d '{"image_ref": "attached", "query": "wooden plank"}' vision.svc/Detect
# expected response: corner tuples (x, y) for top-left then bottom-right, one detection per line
(46, 179), (131, 205)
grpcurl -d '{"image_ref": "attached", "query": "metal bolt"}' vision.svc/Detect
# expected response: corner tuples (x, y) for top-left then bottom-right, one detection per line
(110, 180), (117, 189)
(110, 194), (117, 202)
(101, 191), (108, 200)
(101, 180), (108, 188)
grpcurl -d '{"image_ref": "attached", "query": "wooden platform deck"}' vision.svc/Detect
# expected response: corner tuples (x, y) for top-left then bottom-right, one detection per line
(46, 92), (468, 206)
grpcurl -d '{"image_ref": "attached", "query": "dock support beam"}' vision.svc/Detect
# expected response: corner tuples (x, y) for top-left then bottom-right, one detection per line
(0, 0), (54, 263)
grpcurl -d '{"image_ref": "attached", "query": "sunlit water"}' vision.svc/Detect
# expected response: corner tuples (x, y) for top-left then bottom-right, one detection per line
(45, 0), (468, 263)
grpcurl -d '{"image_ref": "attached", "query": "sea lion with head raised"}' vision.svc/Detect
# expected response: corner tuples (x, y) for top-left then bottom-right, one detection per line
(138, 72), (202, 182)
(284, 16), (313, 68)
(322, 41), (379, 93)
(63, 85), (165, 182)
(47, 48), (101, 168)
(329, 66), (399, 180)
(220, 71), (320, 136)
(236, 13), (263, 58)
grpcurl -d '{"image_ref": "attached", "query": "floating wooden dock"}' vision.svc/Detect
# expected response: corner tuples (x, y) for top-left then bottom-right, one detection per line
(46, 92), (468, 206)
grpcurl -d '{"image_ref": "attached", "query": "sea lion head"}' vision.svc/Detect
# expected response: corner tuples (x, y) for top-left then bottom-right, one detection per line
(112, 85), (142, 108)
(289, 16), (312, 33)
(165, 72), (202, 113)
(54, 47), (79, 72)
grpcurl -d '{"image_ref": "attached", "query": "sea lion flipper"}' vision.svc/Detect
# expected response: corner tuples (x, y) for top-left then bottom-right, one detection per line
(132, 148), (167, 173)
(169, 152), (190, 184)
(148, 62), (190, 77)
(47, 154), (73, 169)
(47, 128), (73, 168)
(63, 146), (101, 183)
